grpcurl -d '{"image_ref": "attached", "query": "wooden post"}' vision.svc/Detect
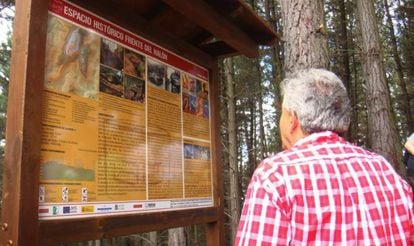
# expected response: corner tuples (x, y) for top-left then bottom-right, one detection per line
(0, 0), (49, 245)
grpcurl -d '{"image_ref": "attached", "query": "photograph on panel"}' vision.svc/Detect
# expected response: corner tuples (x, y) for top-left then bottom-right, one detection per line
(124, 74), (145, 103)
(99, 65), (124, 97)
(147, 59), (167, 88)
(100, 38), (124, 71)
(44, 14), (100, 99)
(166, 67), (181, 94)
(123, 48), (146, 80)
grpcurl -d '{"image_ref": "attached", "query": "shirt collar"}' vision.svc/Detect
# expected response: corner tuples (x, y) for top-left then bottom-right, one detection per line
(292, 131), (344, 148)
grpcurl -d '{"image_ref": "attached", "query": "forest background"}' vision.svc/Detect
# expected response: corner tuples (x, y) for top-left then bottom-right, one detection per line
(0, 0), (413, 245)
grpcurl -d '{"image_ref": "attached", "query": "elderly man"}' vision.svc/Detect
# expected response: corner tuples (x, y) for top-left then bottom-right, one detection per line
(235, 69), (414, 245)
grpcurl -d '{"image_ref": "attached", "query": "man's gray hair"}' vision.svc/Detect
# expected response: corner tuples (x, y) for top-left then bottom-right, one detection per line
(280, 68), (351, 134)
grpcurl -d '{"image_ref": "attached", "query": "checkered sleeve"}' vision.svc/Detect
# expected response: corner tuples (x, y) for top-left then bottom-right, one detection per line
(408, 185), (414, 244)
(235, 165), (291, 246)
(411, 207), (414, 244)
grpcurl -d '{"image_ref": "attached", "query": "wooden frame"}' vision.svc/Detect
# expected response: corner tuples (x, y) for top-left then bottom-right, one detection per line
(1, 0), (225, 245)
(0, 0), (48, 245)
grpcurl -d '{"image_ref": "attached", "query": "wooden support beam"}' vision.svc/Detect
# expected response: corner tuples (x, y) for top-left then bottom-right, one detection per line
(162, 0), (259, 58)
(235, 1), (278, 45)
(200, 41), (238, 58)
(39, 207), (219, 245)
(189, 31), (214, 46)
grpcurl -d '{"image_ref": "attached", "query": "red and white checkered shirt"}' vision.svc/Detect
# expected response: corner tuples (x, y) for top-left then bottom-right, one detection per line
(235, 131), (414, 245)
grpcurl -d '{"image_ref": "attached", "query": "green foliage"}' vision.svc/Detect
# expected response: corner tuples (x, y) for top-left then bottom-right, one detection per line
(0, 7), (13, 200)
(0, 32), (11, 107)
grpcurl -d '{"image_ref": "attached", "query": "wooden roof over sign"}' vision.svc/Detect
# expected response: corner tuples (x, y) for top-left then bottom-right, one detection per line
(70, 0), (277, 60)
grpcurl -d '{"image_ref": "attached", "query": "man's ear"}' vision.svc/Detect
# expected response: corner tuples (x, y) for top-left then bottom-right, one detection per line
(290, 113), (299, 134)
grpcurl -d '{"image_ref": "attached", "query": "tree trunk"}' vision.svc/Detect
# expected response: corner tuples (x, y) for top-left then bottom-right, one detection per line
(168, 228), (186, 246)
(256, 59), (268, 159)
(355, 0), (403, 172)
(398, 0), (414, 130)
(280, 0), (329, 75)
(337, 0), (351, 91)
(264, 0), (283, 152)
(337, 0), (355, 142)
(148, 232), (157, 246)
(384, 0), (413, 135)
(346, 3), (367, 147)
(246, 98), (256, 179)
(192, 225), (198, 245)
(224, 57), (241, 245)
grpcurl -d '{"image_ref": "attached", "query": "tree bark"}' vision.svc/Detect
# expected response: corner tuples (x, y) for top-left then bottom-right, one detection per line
(384, 0), (414, 135)
(337, 0), (351, 91)
(224, 57), (241, 245)
(168, 228), (186, 246)
(246, 98), (257, 179)
(337, 0), (355, 142)
(346, 3), (367, 147)
(398, 0), (414, 131)
(263, 0), (283, 152)
(355, 0), (403, 172)
(148, 232), (157, 246)
(255, 59), (268, 159)
(280, 0), (329, 75)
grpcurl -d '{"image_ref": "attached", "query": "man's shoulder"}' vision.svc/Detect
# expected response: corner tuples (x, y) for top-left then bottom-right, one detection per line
(345, 144), (385, 159)
(256, 142), (388, 176)
(255, 149), (299, 178)
(260, 149), (294, 166)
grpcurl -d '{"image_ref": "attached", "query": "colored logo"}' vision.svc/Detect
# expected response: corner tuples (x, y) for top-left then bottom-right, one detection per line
(70, 206), (78, 213)
(133, 204), (143, 209)
(96, 207), (112, 212)
(145, 203), (156, 208)
(81, 206), (94, 213)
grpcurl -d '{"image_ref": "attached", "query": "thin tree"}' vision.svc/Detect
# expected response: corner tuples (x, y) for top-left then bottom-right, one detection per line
(383, 0), (413, 135)
(148, 231), (157, 245)
(264, 0), (283, 152)
(224, 57), (240, 245)
(355, 0), (403, 172)
(168, 228), (185, 246)
(255, 58), (268, 159)
(333, 0), (355, 141)
(395, 0), (414, 134)
(233, 56), (259, 179)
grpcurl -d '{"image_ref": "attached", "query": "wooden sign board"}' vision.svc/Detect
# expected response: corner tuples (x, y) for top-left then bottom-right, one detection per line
(0, 0), (223, 245)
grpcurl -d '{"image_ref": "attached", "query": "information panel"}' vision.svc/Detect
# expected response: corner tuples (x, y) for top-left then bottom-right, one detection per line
(39, 0), (213, 219)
